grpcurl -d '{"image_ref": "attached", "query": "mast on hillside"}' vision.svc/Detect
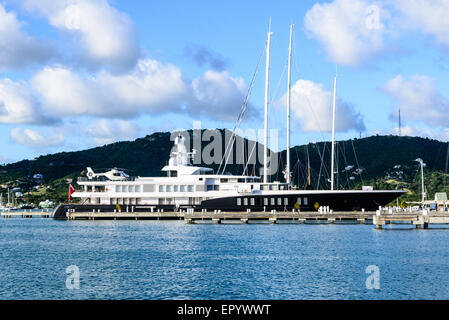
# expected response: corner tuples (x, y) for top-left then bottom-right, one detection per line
(330, 69), (337, 191)
(415, 158), (426, 206)
(284, 24), (294, 185)
(263, 19), (272, 184)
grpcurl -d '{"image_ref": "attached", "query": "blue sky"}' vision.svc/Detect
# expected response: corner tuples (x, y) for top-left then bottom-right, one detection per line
(1, 0), (449, 164)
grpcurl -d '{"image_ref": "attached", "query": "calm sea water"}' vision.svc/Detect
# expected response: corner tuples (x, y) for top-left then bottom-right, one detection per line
(1, 218), (449, 300)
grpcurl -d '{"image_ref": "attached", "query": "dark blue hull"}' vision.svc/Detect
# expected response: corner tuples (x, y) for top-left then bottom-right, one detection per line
(53, 190), (404, 219)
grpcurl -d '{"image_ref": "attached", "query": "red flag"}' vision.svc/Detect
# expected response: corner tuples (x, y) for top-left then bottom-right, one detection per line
(68, 184), (75, 203)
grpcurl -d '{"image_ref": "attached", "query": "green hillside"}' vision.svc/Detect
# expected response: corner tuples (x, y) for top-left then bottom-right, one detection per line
(0, 131), (448, 206)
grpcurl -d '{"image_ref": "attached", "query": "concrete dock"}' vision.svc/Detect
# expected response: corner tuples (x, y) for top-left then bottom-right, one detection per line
(66, 211), (184, 220)
(64, 210), (376, 224)
(183, 211), (376, 224)
(1, 210), (53, 218)
(373, 211), (449, 229)
(61, 208), (449, 229)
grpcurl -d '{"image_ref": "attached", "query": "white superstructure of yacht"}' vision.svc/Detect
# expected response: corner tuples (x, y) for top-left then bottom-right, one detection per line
(73, 135), (290, 208)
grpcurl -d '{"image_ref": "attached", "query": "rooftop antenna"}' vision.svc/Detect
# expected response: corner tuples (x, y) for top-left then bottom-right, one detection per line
(330, 65), (338, 190)
(263, 18), (272, 183)
(284, 24), (294, 185)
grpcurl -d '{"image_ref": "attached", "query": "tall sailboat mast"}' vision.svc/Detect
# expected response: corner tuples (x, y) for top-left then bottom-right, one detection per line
(285, 24), (294, 184)
(263, 20), (272, 183)
(330, 71), (337, 190)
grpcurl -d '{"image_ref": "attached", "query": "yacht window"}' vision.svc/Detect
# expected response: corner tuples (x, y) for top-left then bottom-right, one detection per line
(199, 178), (203, 181)
(264, 198), (268, 206)
(174, 185), (179, 192)
(297, 197), (302, 205)
(188, 185), (194, 192)
(304, 197), (308, 206)
(214, 185), (220, 191)
(128, 185), (134, 192)
(238, 178), (245, 183)
(135, 186), (141, 193)
(180, 185), (186, 192)
(237, 198), (242, 206)
(250, 198), (255, 206)
(220, 178), (228, 183)
(270, 198), (275, 206)
(277, 198), (282, 206)
(166, 185), (172, 192)
(116, 185), (121, 193)
(159, 185), (164, 192)
(243, 198), (248, 206)
(207, 185), (213, 191)
(284, 198), (288, 206)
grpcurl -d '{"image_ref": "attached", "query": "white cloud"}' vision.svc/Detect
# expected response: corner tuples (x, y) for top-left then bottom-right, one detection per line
(83, 119), (140, 145)
(31, 59), (189, 118)
(0, 4), (54, 70)
(278, 79), (365, 133)
(22, 0), (140, 72)
(31, 60), (249, 122)
(0, 154), (13, 164)
(304, 0), (389, 66)
(0, 79), (54, 124)
(10, 127), (65, 148)
(383, 74), (449, 127)
(393, 0), (449, 47)
(191, 70), (250, 121)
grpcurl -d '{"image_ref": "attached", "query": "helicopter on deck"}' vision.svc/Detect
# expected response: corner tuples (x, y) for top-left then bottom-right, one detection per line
(86, 167), (130, 181)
